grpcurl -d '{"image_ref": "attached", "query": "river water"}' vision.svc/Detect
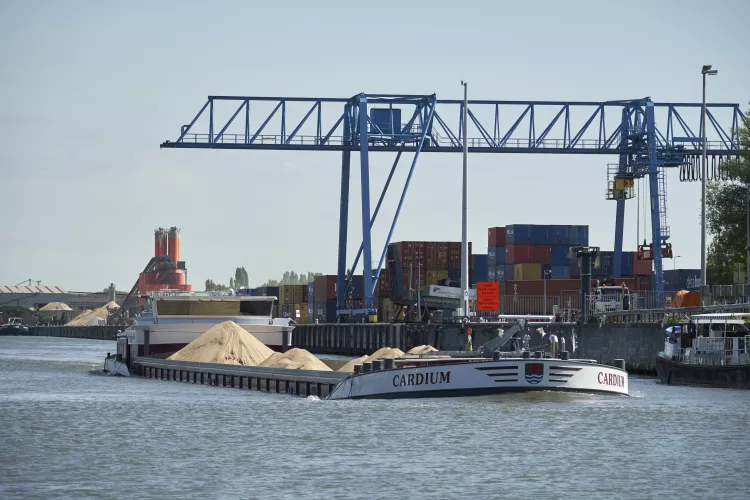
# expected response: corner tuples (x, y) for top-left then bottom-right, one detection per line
(1, 336), (748, 499)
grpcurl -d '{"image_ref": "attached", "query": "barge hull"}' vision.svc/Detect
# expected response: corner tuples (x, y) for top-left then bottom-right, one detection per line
(655, 355), (750, 389)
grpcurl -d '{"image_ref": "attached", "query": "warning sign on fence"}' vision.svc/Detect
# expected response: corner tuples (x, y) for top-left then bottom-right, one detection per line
(476, 281), (500, 311)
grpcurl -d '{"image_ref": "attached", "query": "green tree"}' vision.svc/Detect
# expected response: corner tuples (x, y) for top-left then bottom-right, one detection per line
(229, 277), (234, 289)
(706, 109), (749, 285)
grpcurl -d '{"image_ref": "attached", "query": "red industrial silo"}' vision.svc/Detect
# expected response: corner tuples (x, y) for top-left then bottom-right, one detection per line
(154, 228), (168, 258)
(167, 226), (181, 264)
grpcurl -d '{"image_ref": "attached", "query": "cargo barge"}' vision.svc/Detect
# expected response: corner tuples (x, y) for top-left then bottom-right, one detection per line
(656, 313), (750, 389)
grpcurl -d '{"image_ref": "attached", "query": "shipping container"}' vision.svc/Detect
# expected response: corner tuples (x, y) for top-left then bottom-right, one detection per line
(514, 263), (542, 281)
(532, 225), (550, 245)
(307, 302), (314, 322)
(495, 265), (506, 281)
(548, 225), (570, 245)
(314, 275), (337, 301)
(505, 224), (534, 245)
(505, 265), (515, 281)
(542, 264), (552, 280)
(594, 251), (614, 276)
(425, 242), (438, 268)
(506, 244), (534, 265)
(663, 269), (702, 291)
(551, 265), (570, 279)
(307, 282), (315, 302)
(620, 252), (634, 276)
(488, 227), (506, 247)
(488, 246), (505, 266)
(568, 225), (589, 246)
(531, 245), (552, 265)
(488, 265), (497, 282)
(313, 299), (337, 323)
(473, 254), (488, 282)
(632, 254), (652, 276)
(426, 269), (449, 286)
(551, 246), (571, 266)
(504, 279), (581, 297)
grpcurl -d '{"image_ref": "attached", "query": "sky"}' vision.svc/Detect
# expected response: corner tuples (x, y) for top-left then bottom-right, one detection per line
(1, 0), (748, 291)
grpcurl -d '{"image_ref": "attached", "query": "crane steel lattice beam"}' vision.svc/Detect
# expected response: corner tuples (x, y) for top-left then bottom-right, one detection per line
(161, 94), (745, 312)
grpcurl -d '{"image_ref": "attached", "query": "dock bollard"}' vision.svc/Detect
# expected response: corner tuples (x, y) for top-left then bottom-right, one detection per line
(362, 362), (373, 373)
(353, 364), (363, 375)
(384, 358), (395, 370)
(522, 351), (530, 359)
(534, 351), (542, 359)
(372, 360), (384, 371)
(560, 351), (569, 360)
(614, 359), (626, 370)
(492, 351), (501, 361)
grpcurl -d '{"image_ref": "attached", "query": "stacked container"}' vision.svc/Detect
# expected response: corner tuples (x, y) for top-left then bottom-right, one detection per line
(501, 224), (587, 281)
(313, 275), (337, 323)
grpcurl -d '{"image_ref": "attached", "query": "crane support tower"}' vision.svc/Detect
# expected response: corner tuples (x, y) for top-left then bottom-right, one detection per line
(161, 93), (745, 310)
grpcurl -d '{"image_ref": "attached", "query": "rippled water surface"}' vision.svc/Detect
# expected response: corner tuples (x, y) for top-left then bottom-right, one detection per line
(1, 336), (749, 499)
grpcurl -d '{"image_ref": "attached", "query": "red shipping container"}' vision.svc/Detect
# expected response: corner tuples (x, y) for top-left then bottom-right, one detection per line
(531, 245), (552, 265)
(314, 274), (337, 300)
(506, 244), (534, 264)
(415, 241), (427, 268)
(632, 254), (653, 276)
(488, 227), (506, 248)
(504, 279), (582, 297)
(425, 242), (438, 268)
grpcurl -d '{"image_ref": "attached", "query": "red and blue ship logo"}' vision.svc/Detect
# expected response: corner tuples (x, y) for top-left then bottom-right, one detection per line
(525, 363), (544, 384)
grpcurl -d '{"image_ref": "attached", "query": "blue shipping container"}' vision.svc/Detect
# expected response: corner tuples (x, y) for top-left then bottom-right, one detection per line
(551, 246), (571, 266)
(314, 299), (338, 323)
(620, 252), (634, 276)
(488, 265), (496, 282)
(568, 225), (589, 246)
(250, 288), (261, 296)
(264, 286), (280, 299)
(473, 254), (489, 281)
(531, 225), (551, 245)
(551, 265), (570, 279)
(663, 269), (702, 291)
(308, 282), (315, 301)
(595, 251), (614, 276)
(505, 265), (514, 281)
(548, 225), (570, 245)
(505, 224), (534, 245)
(307, 303), (313, 321)
(496, 265), (506, 281)
(489, 246), (505, 266)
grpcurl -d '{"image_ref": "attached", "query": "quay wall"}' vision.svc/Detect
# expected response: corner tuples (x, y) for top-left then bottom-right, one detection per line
(293, 322), (664, 374)
(26, 326), (120, 341)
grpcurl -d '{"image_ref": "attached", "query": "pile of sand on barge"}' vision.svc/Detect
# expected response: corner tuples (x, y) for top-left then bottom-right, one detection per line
(168, 321), (273, 365)
(260, 348), (332, 371)
(407, 345), (438, 355)
(363, 347), (405, 363)
(336, 355), (369, 372)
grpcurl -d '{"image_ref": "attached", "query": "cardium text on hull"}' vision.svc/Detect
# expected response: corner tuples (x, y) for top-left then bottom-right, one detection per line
(327, 357), (629, 400)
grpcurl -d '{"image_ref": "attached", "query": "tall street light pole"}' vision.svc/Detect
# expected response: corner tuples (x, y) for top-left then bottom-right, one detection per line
(701, 64), (718, 299)
(461, 81), (469, 319)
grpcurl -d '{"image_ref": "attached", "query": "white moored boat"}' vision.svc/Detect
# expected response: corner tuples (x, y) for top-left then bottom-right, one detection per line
(326, 354), (629, 400)
(103, 291), (294, 376)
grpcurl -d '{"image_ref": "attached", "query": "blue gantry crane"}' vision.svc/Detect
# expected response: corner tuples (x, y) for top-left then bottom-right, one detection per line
(161, 93), (745, 312)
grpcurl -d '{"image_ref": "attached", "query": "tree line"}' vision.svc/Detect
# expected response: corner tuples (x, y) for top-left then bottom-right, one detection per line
(707, 108), (749, 285)
(203, 268), (322, 291)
